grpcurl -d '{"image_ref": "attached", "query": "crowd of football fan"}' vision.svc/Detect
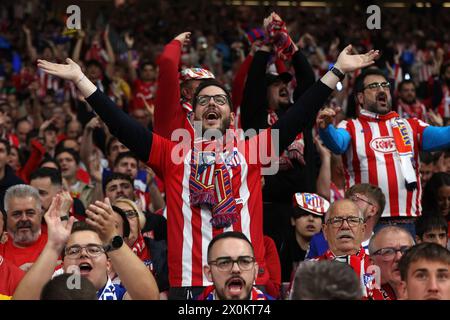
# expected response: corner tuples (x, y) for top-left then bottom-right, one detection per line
(0, 0), (449, 300)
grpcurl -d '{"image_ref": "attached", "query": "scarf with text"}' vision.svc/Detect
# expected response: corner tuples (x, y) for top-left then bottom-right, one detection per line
(359, 109), (417, 190)
(189, 138), (239, 229)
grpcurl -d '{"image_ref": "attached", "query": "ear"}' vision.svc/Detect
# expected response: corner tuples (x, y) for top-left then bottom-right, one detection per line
(398, 280), (408, 300)
(290, 217), (296, 227)
(322, 224), (328, 241)
(229, 111), (235, 124)
(356, 92), (364, 106)
(181, 87), (192, 101)
(415, 235), (422, 244)
(253, 261), (259, 281)
(204, 265), (213, 282)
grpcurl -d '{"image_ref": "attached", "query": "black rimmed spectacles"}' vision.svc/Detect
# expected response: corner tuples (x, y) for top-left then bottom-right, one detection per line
(208, 256), (256, 271)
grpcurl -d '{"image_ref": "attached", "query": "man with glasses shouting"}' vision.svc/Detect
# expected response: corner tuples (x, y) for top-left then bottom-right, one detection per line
(317, 68), (450, 237)
(197, 231), (273, 300)
(369, 226), (415, 300)
(310, 199), (383, 299)
(13, 194), (159, 300)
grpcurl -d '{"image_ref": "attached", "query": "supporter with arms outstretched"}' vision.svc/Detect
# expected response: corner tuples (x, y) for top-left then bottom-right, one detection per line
(37, 45), (378, 299)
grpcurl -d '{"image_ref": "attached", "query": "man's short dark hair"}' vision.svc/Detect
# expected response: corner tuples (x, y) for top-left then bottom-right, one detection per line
(113, 151), (138, 168)
(55, 148), (80, 164)
(415, 213), (448, 239)
(354, 68), (388, 93)
(420, 151), (434, 165)
(291, 260), (362, 300)
(0, 138), (10, 155)
(14, 117), (31, 130)
(399, 242), (450, 281)
(207, 231), (254, 261)
(40, 273), (97, 300)
(29, 167), (62, 186)
(398, 79), (416, 92)
(103, 172), (134, 193)
(345, 183), (386, 223)
(192, 79), (233, 111)
(106, 137), (119, 156)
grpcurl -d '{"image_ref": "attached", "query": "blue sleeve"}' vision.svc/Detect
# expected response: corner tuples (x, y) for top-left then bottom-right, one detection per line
(422, 126), (450, 152)
(306, 232), (329, 259)
(318, 124), (351, 154)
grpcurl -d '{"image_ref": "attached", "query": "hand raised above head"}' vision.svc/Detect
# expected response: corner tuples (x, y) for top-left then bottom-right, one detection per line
(37, 58), (83, 82)
(85, 198), (118, 244)
(334, 45), (380, 73)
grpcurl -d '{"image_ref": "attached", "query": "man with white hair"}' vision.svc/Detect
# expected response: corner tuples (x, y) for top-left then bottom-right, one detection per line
(0, 185), (47, 271)
(310, 199), (382, 299)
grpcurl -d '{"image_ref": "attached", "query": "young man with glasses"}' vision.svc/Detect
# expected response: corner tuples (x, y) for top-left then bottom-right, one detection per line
(13, 195), (159, 300)
(310, 199), (383, 299)
(318, 68), (450, 238)
(369, 225), (415, 300)
(197, 231), (272, 300)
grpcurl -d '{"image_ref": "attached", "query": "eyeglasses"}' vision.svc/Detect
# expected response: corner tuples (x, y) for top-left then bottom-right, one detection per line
(372, 246), (411, 261)
(326, 216), (364, 228)
(123, 210), (138, 218)
(363, 82), (391, 90)
(350, 194), (374, 207)
(64, 244), (105, 259)
(208, 256), (256, 272)
(196, 94), (228, 106)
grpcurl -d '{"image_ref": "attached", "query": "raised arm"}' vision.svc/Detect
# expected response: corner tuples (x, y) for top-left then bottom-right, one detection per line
(124, 33), (138, 83)
(273, 45), (379, 152)
(13, 195), (75, 300)
(37, 58), (152, 162)
(317, 107), (351, 154)
(23, 26), (37, 62)
(85, 198), (159, 300)
(154, 32), (189, 139)
(240, 47), (272, 131)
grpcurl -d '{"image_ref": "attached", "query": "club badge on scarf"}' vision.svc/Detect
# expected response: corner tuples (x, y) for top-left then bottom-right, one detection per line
(390, 118), (417, 190)
(189, 144), (239, 229)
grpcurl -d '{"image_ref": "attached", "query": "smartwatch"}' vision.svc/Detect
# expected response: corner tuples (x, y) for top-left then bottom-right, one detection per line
(104, 235), (124, 253)
(330, 66), (345, 81)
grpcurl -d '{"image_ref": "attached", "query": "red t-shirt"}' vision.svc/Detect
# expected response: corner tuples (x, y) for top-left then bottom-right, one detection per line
(0, 255), (25, 297)
(132, 79), (157, 110)
(0, 230), (48, 270)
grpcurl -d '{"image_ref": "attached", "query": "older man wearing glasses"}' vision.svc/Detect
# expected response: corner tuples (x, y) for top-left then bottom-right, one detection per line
(311, 199), (383, 299)
(369, 225), (415, 300)
(197, 231), (273, 300)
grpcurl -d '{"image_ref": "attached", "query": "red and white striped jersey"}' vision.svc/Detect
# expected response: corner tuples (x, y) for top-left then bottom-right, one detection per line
(146, 132), (273, 287)
(337, 111), (429, 218)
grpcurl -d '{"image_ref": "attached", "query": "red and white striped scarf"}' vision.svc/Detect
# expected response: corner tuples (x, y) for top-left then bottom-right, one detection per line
(316, 247), (383, 299)
(189, 138), (239, 229)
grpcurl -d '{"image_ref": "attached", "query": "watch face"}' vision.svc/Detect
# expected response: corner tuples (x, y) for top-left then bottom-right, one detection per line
(112, 236), (123, 249)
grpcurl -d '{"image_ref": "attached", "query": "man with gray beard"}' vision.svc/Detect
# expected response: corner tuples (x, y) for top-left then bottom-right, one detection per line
(0, 185), (48, 271)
